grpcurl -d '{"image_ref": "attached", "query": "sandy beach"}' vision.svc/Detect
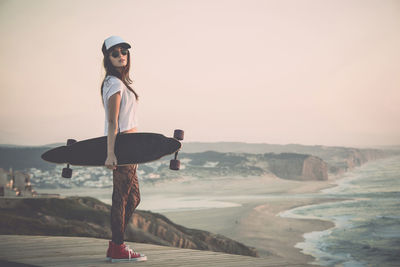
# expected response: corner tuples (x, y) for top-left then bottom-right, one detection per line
(155, 175), (340, 265)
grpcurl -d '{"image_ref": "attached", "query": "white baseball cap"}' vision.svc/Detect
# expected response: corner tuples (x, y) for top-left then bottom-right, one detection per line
(102, 36), (131, 55)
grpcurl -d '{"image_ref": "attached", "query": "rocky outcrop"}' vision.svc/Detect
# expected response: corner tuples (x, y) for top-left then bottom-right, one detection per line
(344, 148), (386, 169)
(129, 211), (257, 256)
(327, 148), (388, 174)
(302, 156), (329, 181)
(0, 197), (258, 257)
(264, 153), (328, 181)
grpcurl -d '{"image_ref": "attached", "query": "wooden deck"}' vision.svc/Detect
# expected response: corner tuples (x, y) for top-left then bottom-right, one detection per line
(0, 235), (306, 267)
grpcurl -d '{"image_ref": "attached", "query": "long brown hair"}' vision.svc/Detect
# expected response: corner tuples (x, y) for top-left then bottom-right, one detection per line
(100, 45), (139, 103)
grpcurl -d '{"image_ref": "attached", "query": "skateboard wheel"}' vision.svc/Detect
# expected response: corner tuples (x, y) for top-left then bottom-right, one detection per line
(67, 139), (77, 146)
(62, 167), (72, 178)
(173, 129), (184, 141)
(169, 159), (180, 171)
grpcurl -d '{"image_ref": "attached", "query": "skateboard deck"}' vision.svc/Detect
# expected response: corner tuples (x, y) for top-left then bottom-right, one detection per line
(41, 132), (182, 166)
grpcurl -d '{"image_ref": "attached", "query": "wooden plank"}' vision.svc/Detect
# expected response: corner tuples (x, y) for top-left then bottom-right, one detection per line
(1, 241), (103, 251)
(0, 235), (297, 267)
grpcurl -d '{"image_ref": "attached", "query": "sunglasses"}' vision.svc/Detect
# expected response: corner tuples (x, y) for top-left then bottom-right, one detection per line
(110, 49), (128, 58)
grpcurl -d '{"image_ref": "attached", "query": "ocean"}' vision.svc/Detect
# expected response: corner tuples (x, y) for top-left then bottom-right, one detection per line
(281, 156), (400, 267)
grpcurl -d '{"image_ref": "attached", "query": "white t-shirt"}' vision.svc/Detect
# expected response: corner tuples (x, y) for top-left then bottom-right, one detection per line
(102, 75), (138, 135)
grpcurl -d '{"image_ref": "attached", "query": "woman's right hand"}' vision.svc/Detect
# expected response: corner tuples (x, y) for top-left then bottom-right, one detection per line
(105, 153), (118, 170)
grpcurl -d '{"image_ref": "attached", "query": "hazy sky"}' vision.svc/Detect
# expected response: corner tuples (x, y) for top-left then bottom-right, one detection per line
(0, 0), (399, 147)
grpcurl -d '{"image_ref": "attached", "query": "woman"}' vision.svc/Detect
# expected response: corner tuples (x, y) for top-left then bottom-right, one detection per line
(101, 35), (146, 262)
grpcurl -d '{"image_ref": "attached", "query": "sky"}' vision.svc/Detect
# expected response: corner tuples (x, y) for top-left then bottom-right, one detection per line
(0, 0), (399, 147)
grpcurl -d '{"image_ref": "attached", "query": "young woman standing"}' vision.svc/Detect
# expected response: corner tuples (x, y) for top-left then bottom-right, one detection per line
(101, 35), (147, 262)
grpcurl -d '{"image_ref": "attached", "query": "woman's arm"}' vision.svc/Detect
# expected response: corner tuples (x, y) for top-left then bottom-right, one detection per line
(105, 92), (121, 169)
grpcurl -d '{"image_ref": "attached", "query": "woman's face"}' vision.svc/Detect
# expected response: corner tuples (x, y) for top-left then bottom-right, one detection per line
(109, 46), (128, 68)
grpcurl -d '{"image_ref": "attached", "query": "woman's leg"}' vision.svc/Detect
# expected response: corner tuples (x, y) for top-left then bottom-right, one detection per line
(111, 165), (134, 245)
(124, 164), (141, 227)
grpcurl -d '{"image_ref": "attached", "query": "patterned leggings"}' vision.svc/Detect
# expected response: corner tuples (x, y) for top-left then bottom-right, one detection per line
(111, 164), (141, 245)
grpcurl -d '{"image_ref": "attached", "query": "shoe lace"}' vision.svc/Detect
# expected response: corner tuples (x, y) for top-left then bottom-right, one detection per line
(123, 244), (133, 259)
(125, 244), (141, 258)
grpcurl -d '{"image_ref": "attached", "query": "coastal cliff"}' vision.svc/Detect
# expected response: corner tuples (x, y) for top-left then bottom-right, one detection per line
(326, 148), (388, 174)
(0, 197), (258, 257)
(174, 147), (390, 181)
(264, 153), (328, 181)
(173, 152), (329, 181)
(261, 147), (389, 180)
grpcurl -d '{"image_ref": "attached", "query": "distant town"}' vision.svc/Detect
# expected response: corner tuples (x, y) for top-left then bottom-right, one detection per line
(0, 168), (59, 198)
(0, 168), (37, 197)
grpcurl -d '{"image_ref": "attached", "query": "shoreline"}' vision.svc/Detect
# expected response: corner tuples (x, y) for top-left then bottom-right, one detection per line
(279, 198), (362, 266)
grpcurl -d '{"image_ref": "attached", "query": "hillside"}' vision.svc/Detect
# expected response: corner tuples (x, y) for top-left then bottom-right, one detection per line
(0, 197), (258, 257)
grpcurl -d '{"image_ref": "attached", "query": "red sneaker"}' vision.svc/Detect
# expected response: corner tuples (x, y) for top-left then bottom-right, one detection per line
(110, 242), (147, 263)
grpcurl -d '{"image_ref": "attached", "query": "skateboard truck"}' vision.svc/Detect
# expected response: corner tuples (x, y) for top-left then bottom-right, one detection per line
(170, 129), (184, 170)
(62, 139), (77, 178)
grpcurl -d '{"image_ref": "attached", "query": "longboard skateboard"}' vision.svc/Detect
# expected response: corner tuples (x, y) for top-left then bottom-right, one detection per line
(41, 130), (184, 178)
